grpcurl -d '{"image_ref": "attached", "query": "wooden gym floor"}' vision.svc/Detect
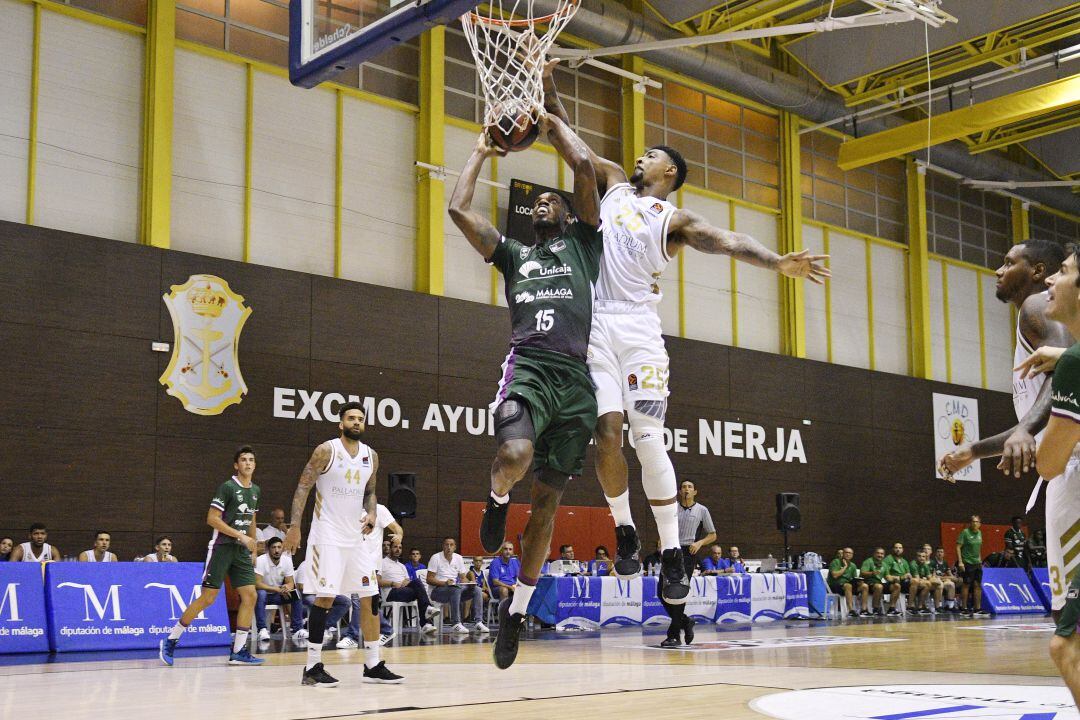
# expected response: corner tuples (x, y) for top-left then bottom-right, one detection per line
(0, 614), (1074, 719)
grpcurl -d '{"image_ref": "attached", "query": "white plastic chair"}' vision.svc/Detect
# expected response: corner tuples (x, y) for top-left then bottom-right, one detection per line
(382, 600), (419, 634)
(263, 604), (290, 640)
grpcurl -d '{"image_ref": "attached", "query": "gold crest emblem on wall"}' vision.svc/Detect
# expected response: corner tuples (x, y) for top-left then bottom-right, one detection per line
(159, 275), (252, 416)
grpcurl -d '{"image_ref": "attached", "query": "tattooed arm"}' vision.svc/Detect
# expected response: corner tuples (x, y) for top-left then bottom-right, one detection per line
(361, 450), (379, 535)
(283, 441), (331, 554)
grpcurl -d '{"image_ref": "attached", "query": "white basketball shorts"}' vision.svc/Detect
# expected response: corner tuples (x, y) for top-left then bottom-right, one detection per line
(309, 544), (378, 598)
(587, 301), (670, 418)
(1046, 458), (1080, 611)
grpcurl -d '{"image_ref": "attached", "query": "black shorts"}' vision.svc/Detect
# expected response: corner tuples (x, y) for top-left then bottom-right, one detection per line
(962, 563), (983, 585)
(898, 578), (911, 593)
(828, 578), (864, 594)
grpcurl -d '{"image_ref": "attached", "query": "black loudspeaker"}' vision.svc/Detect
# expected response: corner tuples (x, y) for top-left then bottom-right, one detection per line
(776, 492), (801, 531)
(388, 472), (417, 519)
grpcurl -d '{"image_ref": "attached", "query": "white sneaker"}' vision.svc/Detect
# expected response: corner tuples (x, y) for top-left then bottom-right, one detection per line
(474, 622), (490, 633)
(421, 623), (437, 634)
(325, 626), (336, 639)
(451, 623), (469, 634)
(257, 628), (271, 642)
(336, 636), (359, 649)
(425, 605), (441, 620)
(293, 629), (309, 640)
(379, 632), (396, 646)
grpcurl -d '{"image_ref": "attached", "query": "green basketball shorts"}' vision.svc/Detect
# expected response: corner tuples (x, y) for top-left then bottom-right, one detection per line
(201, 542), (256, 590)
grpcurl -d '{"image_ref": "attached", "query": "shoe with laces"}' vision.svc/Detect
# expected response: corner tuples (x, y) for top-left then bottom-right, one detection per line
(159, 638), (177, 667)
(257, 628), (271, 642)
(659, 636), (682, 648)
(613, 525), (642, 579)
(293, 628), (309, 640)
(660, 549), (689, 604)
(422, 622), (438, 634)
(493, 598), (526, 669)
(480, 495), (509, 553)
(335, 636), (358, 649)
(451, 623), (470, 634)
(363, 660), (404, 684)
(301, 662), (339, 688)
(379, 632), (396, 646)
(228, 647), (265, 665)
(475, 622), (490, 633)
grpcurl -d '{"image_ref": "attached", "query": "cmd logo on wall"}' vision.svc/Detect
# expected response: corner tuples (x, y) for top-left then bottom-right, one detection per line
(750, 685), (1078, 720)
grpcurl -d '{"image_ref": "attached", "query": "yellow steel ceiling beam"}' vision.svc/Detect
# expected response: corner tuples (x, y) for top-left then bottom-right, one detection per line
(970, 109), (1080, 154)
(837, 74), (1080, 170)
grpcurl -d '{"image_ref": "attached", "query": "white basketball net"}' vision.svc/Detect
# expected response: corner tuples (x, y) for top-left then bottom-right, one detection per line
(460, 1), (580, 131)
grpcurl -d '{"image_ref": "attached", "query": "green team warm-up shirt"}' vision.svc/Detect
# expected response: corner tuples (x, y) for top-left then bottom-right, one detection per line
(828, 558), (859, 584)
(957, 528), (982, 565)
(209, 476), (260, 545)
(489, 220), (603, 363)
(882, 555), (911, 579)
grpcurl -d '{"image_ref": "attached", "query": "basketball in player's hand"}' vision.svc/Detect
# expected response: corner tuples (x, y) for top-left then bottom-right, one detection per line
(487, 113), (539, 153)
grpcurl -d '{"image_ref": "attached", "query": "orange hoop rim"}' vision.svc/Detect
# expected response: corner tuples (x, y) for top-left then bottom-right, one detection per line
(467, 0), (579, 28)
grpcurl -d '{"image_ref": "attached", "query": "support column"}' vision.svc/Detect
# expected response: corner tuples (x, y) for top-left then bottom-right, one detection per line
(906, 159), (933, 379)
(1011, 197), (1030, 244)
(25, 4), (40, 225)
(415, 26), (446, 295)
(778, 111), (805, 358)
(140, 0), (175, 248)
(621, 55), (645, 172)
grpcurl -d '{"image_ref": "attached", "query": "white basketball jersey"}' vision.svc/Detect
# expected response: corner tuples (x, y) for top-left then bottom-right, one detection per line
(1013, 295), (1047, 423)
(308, 438), (374, 548)
(596, 183), (675, 306)
(83, 550), (112, 562)
(19, 542), (52, 562)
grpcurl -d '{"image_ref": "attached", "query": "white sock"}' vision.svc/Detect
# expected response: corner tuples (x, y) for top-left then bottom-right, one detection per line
(652, 503), (679, 550)
(509, 582), (536, 616)
(605, 490), (635, 528)
(167, 622), (187, 641)
(364, 640), (380, 669)
(232, 628), (249, 653)
(306, 642), (322, 670)
(490, 490), (509, 504)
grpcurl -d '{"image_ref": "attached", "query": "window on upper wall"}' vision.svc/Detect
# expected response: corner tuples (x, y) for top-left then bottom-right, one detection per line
(175, 0), (419, 105)
(644, 81), (779, 207)
(1030, 207), (1080, 246)
(800, 131), (907, 244)
(60, 0), (147, 26)
(926, 170), (1011, 269)
(444, 22), (621, 162)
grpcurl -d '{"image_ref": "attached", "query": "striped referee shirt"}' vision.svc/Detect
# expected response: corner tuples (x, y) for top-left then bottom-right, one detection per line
(677, 502), (716, 546)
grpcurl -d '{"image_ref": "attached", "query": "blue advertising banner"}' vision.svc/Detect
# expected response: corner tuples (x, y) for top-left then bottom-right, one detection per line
(46, 562), (231, 652)
(1031, 568), (1052, 612)
(716, 574), (752, 623)
(0, 563), (50, 654)
(981, 568), (1046, 615)
(784, 572), (809, 618)
(803, 570), (828, 616)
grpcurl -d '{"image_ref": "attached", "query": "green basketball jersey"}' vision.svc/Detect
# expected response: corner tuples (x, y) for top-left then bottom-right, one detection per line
(209, 476), (260, 545)
(1051, 342), (1080, 424)
(488, 220), (603, 363)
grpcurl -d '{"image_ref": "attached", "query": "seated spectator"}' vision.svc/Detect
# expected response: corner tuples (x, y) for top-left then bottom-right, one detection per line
(9, 523), (60, 562)
(909, 549), (933, 614)
(642, 540), (663, 573)
(1028, 529), (1048, 568)
(984, 546), (1023, 569)
(590, 546), (612, 576)
(1004, 516), (1028, 568)
(256, 508), (288, 555)
(0, 537), (13, 561)
(379, 540), (437, 635)
(466, 555), (489, 619)
(296, 560), (353, 644)
(427, 537), (487, 634)
(700, 544), (726, 575)
(488, 542), (520, 600)
(859, 547), (889, 616)
(254, 537), (304, 641)
(405, 547), (427, 581)
(727, 546), (746, 573)
(828, 547), (869, 617)
(139, 536), (178, 562)
(79, 531), (118, 562)
(882, 542), (916, 616)
(926, 545), (957, 612)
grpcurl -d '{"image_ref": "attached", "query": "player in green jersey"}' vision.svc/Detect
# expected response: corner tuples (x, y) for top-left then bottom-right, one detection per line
(160, 446), (262, 667)
(449, 113), (601, 670)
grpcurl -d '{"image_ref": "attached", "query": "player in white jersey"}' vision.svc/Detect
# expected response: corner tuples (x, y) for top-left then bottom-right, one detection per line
(939, 240), (1071, 494)
(284, 401), (379, 689)
(542, 61), (829, 605)
(9, 522), (60, 562)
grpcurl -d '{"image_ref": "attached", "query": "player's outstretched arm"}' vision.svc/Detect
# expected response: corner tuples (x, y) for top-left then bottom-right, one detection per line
(448, 133), (504, 260)
(541, 58), (625, 196)
(284, 441), (331, 553)
(542, 114), (600, 226)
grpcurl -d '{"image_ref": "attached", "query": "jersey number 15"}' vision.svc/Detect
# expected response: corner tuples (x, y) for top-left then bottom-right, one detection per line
(535, 309), (554, 332)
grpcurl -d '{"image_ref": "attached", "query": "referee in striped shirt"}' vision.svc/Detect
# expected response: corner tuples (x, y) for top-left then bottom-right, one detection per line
(661, 479), (717, 648)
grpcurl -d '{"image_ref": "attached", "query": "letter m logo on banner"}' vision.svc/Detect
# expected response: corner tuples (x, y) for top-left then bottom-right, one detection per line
(144, 583), (207, 621)
(0, 583), (21, 621)
(57, 582), (124, 621)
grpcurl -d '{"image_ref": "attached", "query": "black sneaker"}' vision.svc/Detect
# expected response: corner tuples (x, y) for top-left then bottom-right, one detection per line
(613, 525), (642, 579)
(660, 635), (682, 648)
(918, 608), (932, 615)
(887, 608), (901, 616)
(301, 662), (339, 688)
(363, 661), (404, 684)
(493, 598), (526, 670)
(660, 549), (689, 605)
(974, 609), (991, 617)
(859, 610), (872, 617)
(480, 495), (509, 553)
(683, 617), (695, 645)
(848, 611), (859, 618)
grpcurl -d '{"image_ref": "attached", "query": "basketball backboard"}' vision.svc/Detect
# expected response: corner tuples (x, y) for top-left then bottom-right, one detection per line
(289, 0), (480, 88)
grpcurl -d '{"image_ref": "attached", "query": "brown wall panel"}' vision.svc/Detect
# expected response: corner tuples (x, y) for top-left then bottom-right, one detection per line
(438, 297), (509, 381)
(804, 360), (874, 427)
(667, 335), (730, 411)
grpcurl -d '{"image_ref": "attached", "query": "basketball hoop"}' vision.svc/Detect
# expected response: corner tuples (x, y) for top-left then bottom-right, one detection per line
(460, 1), (580, 134)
